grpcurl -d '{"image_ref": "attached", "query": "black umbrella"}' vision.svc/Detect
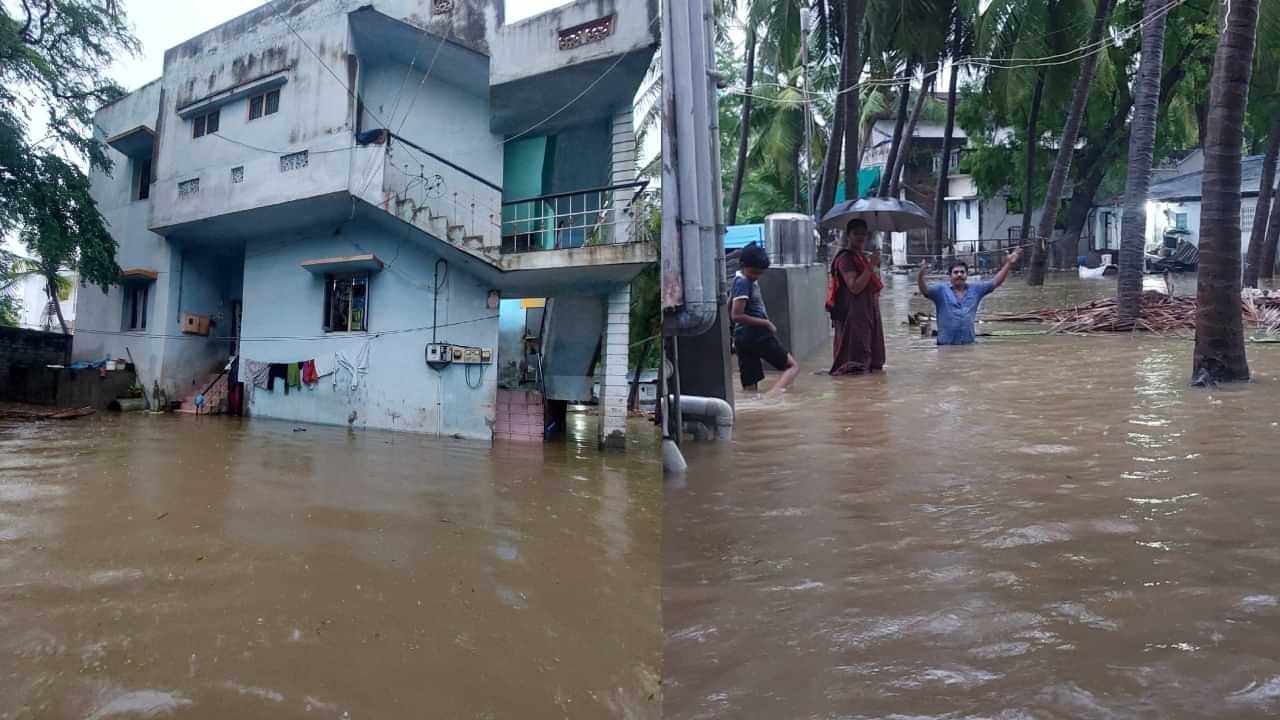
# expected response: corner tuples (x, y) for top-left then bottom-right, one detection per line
(819, 197), (933, 233)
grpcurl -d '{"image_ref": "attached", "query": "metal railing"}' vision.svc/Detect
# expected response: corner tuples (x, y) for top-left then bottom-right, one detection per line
(500, 181), (651, 254)
(377, 133), (504, 252)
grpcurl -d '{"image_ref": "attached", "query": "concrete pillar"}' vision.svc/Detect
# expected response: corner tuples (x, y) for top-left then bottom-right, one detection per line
(611, 110), (638, 244)
(598, 285), (631, 449)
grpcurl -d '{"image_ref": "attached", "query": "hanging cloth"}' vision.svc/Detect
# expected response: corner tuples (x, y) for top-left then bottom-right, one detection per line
(266, 363), (288, 392)
(334, 340), (371, 390)
(302, 360), (318, 386)
(286, 362), (301, 392)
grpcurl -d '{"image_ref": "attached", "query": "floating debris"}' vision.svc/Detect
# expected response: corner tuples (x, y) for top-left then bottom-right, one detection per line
(985, 290), (1280, 335)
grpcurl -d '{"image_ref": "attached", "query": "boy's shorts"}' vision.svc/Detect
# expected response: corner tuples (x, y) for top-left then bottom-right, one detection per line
(735, 332), (790, 388)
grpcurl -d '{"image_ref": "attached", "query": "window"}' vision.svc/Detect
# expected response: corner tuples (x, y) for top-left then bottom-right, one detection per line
(323, 273), (369, 333)
(1005, 196), (1023, 214)
(193, 109), (220, 138)
(1008, 227), (1020, 242)
(135, 157), (151, 200)
(124, 283), (149, 330)
(1174, 212), (1188, 230)
(248, 88), (280, 120)
(964, 200), (971, 220)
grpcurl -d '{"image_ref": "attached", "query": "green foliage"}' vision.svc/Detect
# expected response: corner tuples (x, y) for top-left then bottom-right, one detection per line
(0, 0), (139, 320)
(628, 201), (661, 369)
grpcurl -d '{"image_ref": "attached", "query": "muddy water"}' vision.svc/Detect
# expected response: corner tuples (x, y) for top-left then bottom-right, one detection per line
(665, 273), (1280, 719)
(1, 413), (659, 719)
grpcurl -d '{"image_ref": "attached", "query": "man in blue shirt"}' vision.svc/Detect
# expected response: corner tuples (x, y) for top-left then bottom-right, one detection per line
(917, 248), (1023, 345)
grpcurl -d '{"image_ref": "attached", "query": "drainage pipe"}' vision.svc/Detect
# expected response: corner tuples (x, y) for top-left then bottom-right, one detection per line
(660, 0), (724, 337)
(676, 394), (734, 441)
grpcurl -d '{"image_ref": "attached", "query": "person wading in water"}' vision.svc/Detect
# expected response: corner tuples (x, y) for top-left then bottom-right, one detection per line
(827, 219), (886, 374)
(917, 247), (1023, 345)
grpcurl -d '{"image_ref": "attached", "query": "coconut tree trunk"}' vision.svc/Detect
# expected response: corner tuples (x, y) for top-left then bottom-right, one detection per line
(1116, 0), (1167, 321)
(727, 25), (757, 225)
(818, 29), (849, 216)
(889, 64), (937, 197)
(1194, 0), (1258, 383)
(1244, 114), (1280, 287)
(1262, 184), (1280, 280)
(45, 273), (69, 335)
(843, 0), (864, 202)
(878, 65), (913, 196)
(933, 15), (963, 257)
(1017, 72), (1046, 258)
(1027, 0), (1114, 286)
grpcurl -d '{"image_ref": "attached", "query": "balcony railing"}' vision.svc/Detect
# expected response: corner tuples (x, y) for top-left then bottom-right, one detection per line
(500, 181), (651, 254)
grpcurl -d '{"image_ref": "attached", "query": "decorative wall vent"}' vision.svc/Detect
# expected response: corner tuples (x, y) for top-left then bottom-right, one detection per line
(178, 178), (200, 197)
(433, 0), (454, 14)
(559, 15), (615, 51)
(231, 166), (245, 184)
(280, 151), (309, 172)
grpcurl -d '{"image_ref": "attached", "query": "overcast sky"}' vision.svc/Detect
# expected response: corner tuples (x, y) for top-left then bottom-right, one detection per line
(112, 0), (571, 91)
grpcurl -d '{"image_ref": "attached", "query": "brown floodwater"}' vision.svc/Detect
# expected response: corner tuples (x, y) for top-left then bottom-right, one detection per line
(665, 272), (1280, 719)
(0, 412), (659, 719)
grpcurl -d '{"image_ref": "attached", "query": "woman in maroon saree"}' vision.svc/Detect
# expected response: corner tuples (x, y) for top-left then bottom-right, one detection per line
(829, 219), (886, 375)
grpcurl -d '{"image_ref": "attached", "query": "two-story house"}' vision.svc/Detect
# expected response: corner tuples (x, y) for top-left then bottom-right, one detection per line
(74, 0), (658, 447)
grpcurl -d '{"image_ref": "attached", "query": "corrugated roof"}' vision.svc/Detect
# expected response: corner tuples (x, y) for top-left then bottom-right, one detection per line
(1148, 153), (1274, 201)
(870, 120), (967, 146)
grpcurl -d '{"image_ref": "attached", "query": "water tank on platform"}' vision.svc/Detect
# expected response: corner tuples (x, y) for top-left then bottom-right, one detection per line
(764, 213), (817, 266)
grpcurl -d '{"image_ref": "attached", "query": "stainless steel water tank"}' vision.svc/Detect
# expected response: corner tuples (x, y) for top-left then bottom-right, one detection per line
(764, 213), (817, 266)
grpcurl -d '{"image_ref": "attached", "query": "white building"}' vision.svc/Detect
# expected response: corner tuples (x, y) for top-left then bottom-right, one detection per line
(3, 268), (77, 332)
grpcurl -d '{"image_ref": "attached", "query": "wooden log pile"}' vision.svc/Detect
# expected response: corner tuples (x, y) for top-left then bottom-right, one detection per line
(984, 291), (1280, 335)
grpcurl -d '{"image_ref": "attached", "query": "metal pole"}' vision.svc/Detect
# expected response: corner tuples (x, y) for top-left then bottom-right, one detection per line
(800, 10), (814, 217)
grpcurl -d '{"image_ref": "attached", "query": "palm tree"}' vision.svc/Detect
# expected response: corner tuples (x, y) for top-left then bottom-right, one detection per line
(1117, 0), (1170, 323)
(843, 0), (866, 206)
(1242, 1), (1280, 286)
(887, 62), (938, 196)
(1243, 115), (1280, 287)
(931, 1), (974, 257)
(1026, 0), (1115, 285)
(727, 24), (758, 224)
(1194, 0), (1260, 383)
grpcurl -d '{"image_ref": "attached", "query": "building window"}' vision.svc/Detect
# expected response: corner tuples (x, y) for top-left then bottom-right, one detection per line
(193, 109), (220, 138)
(249, 89), (280, 120)
(231, 166), (244, 184)
(1008, 227), (1020, 242)
(323, 273), (369, 333)
(1005, 196), (1022, 214)
(964, 200), (971, 220)
(1174, 212), (1188, 230)
(124, 283), (149, 331)
(178, 178), (200, 197)
(950, 149), (963, 169)
(135, 157), (152, 200)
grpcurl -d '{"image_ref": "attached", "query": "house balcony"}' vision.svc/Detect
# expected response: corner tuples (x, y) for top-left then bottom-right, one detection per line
(353, 135), (656, 295)
(489, 0), (658, 136)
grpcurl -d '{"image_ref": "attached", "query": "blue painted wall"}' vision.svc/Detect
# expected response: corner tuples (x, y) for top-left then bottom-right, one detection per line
(360, 62), (503, 187)
(497, 299), (527, 386)
(239, 220), (499, 440)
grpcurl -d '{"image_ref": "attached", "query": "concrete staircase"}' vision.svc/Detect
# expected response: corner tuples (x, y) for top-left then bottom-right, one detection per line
(176, 373), (228, 415)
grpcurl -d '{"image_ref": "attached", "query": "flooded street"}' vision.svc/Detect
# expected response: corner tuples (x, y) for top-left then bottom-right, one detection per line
(1, 414), (659, 719)
(665, 273), (1280, 719)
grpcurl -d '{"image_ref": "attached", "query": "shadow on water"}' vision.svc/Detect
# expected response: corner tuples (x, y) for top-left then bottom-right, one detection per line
(0, 412), (660, 719)
(665, 272), (1280, 719)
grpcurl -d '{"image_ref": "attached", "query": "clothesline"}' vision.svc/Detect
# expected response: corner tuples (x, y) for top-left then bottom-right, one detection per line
(243, 340), (371, 404)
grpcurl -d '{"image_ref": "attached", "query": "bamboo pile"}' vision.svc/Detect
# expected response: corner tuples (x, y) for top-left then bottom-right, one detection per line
(984, 291), (1280, 335)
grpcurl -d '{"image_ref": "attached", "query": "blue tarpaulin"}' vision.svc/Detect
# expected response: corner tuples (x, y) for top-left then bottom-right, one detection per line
(724, 224), (764, 250)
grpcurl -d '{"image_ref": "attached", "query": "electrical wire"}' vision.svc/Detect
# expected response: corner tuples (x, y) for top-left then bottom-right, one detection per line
(210, 132), (354, 156)
(71, 313), (499, 344)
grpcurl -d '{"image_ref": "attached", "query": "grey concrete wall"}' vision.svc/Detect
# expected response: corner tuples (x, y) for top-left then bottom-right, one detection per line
(4, 367), (137, 409)
(757, 264), (830, 361)
(0, 327), (71, 397)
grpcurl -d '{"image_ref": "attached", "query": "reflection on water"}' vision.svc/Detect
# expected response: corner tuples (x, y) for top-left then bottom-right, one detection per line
(0, 414), (659, 718)
(665, 272), (1280, 719)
